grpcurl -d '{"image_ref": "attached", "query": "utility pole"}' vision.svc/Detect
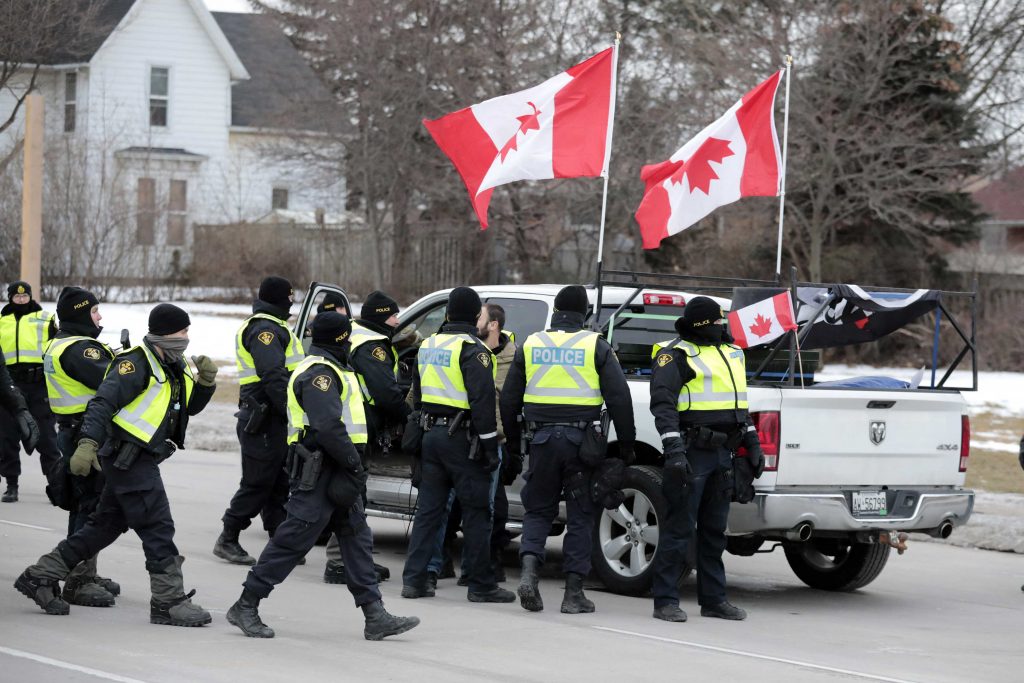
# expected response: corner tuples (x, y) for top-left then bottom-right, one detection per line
(21, 92), (43, 290)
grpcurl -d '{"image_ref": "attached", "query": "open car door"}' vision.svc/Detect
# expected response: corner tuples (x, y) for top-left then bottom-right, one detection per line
(292, 281), (354, 351)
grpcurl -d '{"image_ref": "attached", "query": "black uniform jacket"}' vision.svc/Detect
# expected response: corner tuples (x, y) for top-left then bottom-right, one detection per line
(80, 340), (215, 451)
(238, 300), (295, 418)
(650, 337), (751, 435)
(500, 311), (636, 447)
(351, 318), (411, 426)
(0, 363), (26, 413)
(411, 321), (498, 439)
(294, 344), (362, 470)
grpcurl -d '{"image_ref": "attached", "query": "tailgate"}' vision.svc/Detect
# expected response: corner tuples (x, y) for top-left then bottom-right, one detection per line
(774, 389), (966, 486)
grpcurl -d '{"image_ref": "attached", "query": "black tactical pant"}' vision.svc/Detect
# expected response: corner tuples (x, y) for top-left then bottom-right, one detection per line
(244, 468), (381, 607)
(0, 378), (59, 482)
(518, 425), (595, 576)
(651, 442), (731, 608)
(403, 425), (496, 593)
(58, 447), (179, 572)
(222, 414), (289, 535)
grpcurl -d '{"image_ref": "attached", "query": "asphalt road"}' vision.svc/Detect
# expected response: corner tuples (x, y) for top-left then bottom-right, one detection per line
(1, 447), (1022, 683)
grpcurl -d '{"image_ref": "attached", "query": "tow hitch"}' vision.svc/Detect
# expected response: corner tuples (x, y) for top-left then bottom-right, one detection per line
(878, 530), (909, 555)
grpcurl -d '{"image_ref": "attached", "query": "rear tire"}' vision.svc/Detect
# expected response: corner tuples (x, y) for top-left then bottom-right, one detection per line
(783, 539), (890, 591)
(590, 465), (692, 596)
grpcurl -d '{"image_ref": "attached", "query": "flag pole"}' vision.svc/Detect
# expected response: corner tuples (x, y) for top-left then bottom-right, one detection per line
(774, 55), (793, 281)
(593, 33), (621, 330)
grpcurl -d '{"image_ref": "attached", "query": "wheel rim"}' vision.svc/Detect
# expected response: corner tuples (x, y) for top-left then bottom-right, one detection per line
(598, 487), (659, 578)
(797, 541), (852, 572)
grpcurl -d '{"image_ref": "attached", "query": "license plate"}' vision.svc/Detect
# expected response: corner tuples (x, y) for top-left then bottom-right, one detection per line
(852, 491), (888, 515)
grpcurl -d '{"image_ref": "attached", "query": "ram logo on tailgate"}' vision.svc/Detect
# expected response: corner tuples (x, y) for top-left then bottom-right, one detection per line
(869, 421), (886, 445)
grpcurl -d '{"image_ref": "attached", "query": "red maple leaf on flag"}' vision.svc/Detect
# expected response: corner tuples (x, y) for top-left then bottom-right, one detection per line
(660, 137), (734, 194)
(499, 102), (542, 161)
(749, 313), (773, 338)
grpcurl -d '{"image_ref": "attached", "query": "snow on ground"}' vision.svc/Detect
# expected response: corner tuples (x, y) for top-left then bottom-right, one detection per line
(915, 491), (1024, 554)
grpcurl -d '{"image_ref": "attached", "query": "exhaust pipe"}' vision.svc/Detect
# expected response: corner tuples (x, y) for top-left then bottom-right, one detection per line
(783, 522), (813, 542)
(927, 520), (954, 539)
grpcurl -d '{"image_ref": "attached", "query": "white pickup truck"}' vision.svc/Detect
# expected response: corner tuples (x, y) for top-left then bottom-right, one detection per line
(295, 278), (975, 596)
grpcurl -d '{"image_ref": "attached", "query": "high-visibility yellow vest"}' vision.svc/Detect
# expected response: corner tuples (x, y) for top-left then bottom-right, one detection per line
(653, 338), (748, 412)
(286, 355), (368, 445)
(235, 313), (304, 385)
(418, 333), (494, 409)
(523, 330), (602, 406)
(349, 321), (398, 404)
(111, 344), (195, 444)
(43, 336), (114, 415)
(1, 310), (54, 365)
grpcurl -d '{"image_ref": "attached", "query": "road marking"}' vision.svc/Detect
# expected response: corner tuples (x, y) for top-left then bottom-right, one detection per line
(593, 627), (923, 683)
(0, 519), (54, 531)
(0, 646), (149, 683)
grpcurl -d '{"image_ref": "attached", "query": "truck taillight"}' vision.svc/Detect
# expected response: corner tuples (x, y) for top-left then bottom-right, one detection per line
(959, 415), (970, 472)
(643, 292), (686, 306)
(737, 411), (781, 471)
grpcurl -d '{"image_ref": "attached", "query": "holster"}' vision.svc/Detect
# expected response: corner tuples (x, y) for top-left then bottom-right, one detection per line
(467, 431), (481, 462)
(112, 441), (142, 471)
(288, 442), (324, 492)
(401, 410), (424, 456)
(731, 455), (756, 504)
(578, 410), (611, 467)
(687, 426), (743, 450)
(242, 396), (271, 435)
(518, 415), (531, 458)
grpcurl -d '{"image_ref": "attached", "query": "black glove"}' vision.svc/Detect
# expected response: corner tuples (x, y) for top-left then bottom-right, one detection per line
(501, 451), (524, 486)
(743, 429), (765, 478)
(618, 441), (636, 466)
(481, 437), (500, 473)
(16, 409), (40, 453)
(662, 435), (686, 459)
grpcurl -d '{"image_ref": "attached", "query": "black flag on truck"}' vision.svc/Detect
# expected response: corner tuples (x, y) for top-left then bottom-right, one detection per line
(796, 285), (941, 349)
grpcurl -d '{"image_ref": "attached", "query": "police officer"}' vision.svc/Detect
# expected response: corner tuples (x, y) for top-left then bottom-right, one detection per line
(227, 312), (419, 640)
(215, 276), (304, 565)
(0, 361), (39, 490)
(14, 304), (219, 626)
(42, 287), (120, 607)
(323, 290), (407, 585)
(501, 285), (636, 614)
(401, 287), (514, 603)
(648, 296), (764, 622)
(0, 281), (59, 501)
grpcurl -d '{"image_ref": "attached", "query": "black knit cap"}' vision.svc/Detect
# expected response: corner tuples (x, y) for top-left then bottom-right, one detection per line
(317, 292), (346, 314)
(312, 311), (352, 347)
(7, 281), (31, 300)
(675, 296), (724, 335)
(554, 285), (589, 315)
(56, 286), (99, 325)
(447, 286), (481, 324)
(149, 303), (191, 336)
(258, 276), (293, 310)
(361, 290), (399, 324)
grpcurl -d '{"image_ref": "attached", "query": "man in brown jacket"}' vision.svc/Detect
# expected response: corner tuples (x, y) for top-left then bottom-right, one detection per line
(427, 303), (518, 587)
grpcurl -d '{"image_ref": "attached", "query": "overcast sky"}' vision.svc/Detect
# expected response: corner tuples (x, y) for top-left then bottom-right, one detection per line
(203, 0), (252, 12)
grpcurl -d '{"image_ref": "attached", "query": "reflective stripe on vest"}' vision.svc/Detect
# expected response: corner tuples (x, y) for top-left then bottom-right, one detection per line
(349, 322), (398, 405)
(418, 333), (490, 409)
(523, 330), (602, 405)
(286, 356), (369, 445)
(111, 345), (195, 444)
(654, 338), (748, 412)
(43, 336), (114, 414)
(235, 313), (304, 385)
(1, 310), (53, 364)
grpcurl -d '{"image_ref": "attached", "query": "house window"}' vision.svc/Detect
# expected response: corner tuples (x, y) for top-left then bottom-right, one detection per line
(1008, 227), (1024, 251)
(137, 178), (156, 245)
(167, 180), (187, 246)
(63, 72), (77, 133)
(272, 187), (289, 210)
(149, 67), (169, 127)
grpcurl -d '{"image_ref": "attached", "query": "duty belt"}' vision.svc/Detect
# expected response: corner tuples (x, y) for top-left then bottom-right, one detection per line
(528, 420), (589, 431)
(683, 425), (743, 450)
(422, 413), (471, 429)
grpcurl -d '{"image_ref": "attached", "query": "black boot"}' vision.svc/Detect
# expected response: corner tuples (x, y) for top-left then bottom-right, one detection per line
(362, 600), (420, 641)
(560, 572), (595, 614)
(517, 554), (543, 612)
(324, 559), (347, 584)
(226, 589), (274, 638)
(373, 562), (391, 581)
(2, 484), (18, 503)
(95, 575), (121, 597)
(214, 526), (256, 565)
(149, 556), (212, 627)
(653, 604), (688, 622)
(63, 556), (115, 607)
(14, 549), (73, 615)
(701, 601), (747, 621)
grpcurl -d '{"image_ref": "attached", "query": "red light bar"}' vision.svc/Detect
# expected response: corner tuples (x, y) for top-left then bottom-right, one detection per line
(643, 293), (686, 306)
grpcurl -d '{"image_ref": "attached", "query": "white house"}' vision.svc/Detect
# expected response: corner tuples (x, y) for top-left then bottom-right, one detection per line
(0, 0), (343, 283)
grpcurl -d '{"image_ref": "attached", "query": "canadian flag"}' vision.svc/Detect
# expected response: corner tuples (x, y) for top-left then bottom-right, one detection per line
(423, 48), (615, 229)
(635, 71), (784, 249)
(728, 291), (797, 349)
